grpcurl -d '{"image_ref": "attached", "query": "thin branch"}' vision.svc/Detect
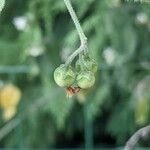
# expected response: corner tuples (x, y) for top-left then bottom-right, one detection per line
(124, 125), (150, 150)
(63, 0), (88, 66)
(65, 44), (86, 66)
(64, 0), (87, 44)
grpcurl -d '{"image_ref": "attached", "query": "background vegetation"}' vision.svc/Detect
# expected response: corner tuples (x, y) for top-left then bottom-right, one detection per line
(0, 0), (150, 148)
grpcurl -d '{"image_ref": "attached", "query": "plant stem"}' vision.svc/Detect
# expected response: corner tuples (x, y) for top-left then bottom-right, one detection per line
(65, 44), (86, 65)
(84, 101), (94, 149)
(64, 0), (87, 44)
(124, 125), (150, 150)
(64, 0), (88, 66)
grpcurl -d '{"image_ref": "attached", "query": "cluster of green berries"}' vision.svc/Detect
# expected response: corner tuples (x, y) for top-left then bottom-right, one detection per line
(54, 54), (98, 89)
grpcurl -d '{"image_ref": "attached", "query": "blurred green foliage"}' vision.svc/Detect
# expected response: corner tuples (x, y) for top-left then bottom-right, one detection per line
(0, 0), (150, 148)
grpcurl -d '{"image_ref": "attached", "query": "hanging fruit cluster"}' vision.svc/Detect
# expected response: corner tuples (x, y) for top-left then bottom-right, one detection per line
(54, 0), (98, 97)
(0, 84), (22, 121)
(54, 53), (98, 97)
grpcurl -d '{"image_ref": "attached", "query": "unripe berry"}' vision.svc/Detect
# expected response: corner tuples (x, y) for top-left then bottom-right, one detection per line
(75, 55), (98, 74)
(77, 71), (95, 89)
(75, 59), (82, 72)
(54, 64), (76, 87)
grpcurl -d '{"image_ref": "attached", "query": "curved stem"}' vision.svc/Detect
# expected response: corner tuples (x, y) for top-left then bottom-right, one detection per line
(65, 44), (86, 66)
(124, 125), (150, 150)
(64, 0), (87, 44)
(64, 0), (88, 66)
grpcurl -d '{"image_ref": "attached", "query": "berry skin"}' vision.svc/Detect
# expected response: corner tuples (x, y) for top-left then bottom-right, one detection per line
(54, 64), (76, 87)
(75, 55), (98, 74)
(84, 56), (98, 74)
(75, 59), (82, 73)
(77, 71), (95, 89)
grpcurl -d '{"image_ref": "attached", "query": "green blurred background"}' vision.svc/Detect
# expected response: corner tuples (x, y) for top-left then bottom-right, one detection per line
(0, 0), (150, 149)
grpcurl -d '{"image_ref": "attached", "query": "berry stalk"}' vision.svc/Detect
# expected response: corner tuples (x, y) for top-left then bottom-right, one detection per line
(63, 0), (88, 66)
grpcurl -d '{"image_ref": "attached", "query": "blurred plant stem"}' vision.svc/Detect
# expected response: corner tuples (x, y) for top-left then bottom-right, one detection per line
(63, 0), (88, 66)
(124, 125), (150, 150)
(0, 65), (31, 74)
(84, 101), (94, 149)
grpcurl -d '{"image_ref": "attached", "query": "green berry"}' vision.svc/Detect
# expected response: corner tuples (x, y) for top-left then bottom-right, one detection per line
(75, 59), (82, 72)
(54, 64), (76, 87)
(77, 71), (95, 89)
(75, 55), (98, 74)
(84, 55), (98, 74)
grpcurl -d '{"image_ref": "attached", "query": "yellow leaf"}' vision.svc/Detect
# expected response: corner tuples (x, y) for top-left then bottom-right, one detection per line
(0, 84), (22, 109)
